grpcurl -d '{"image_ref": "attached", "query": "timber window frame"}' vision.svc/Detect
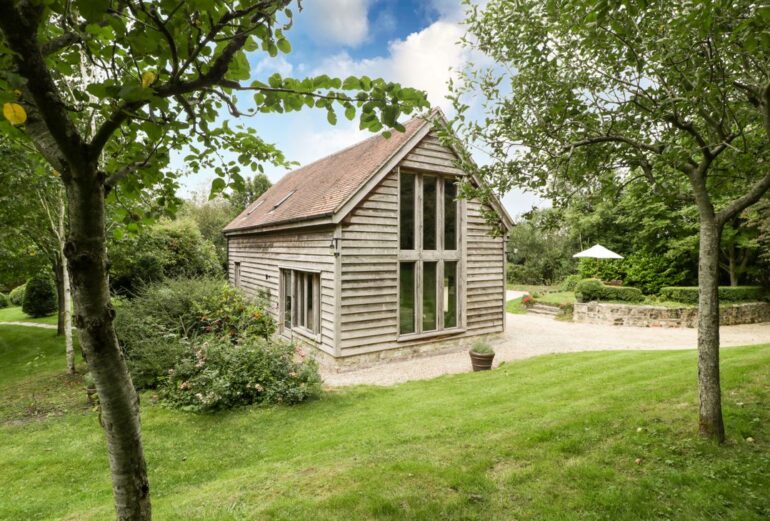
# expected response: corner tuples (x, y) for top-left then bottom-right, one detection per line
(397, 169), (464, 339)
(279, 268), (321, 338)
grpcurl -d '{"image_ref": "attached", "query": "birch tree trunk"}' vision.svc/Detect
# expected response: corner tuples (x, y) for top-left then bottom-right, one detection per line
(65, 171), (151, 520)
(696, 217), (725, 442)
(58, 191), (74, 374)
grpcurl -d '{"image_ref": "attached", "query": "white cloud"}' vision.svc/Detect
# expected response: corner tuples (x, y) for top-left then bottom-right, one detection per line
(314, 20), (466, 111)
(301, 0), (371, 47)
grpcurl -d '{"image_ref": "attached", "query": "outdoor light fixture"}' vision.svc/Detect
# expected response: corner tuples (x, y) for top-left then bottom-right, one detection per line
(329, 237), (340, 256)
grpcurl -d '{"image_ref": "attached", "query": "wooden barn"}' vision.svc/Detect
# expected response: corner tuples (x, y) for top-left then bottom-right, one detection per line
(223, 110), (513, 369)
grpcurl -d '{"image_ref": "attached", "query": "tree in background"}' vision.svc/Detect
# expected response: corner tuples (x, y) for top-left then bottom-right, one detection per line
(230, 172), (272, 211)
(451, 0), (770, 442)
(507, 208), (576, 285)
(0, 1), (428, 518)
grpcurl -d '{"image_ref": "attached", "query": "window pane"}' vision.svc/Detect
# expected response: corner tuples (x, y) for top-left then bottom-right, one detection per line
(444, 261), (457, 328)
(444, 180), (457, 250)
(400, 173), (415, 250)
(423, 176), (437, 250)
(399, 262), (415, 334)
(423, 261), (437, 331)
(282, 270), (292, 329)
(305, 274), (315, 331)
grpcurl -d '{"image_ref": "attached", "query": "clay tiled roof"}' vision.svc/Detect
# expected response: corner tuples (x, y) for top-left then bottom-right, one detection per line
(224, 115), (430, 233)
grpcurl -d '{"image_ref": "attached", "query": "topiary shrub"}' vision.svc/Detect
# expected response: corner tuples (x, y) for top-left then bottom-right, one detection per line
(559, 274), (582, 292)
(575, 278), (644, 303)
(575, 278), (605, 302)
(660, 286), (766, 304)
(160, 335), (321, 412)
(22, 273), (57, 317)
(0, 292), (8, 308)
(115, 277), (276, 389)
(9, 284), (25, 306)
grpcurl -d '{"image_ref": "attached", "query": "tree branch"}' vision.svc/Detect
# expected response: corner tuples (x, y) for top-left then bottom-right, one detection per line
(716, 170), (770, 226)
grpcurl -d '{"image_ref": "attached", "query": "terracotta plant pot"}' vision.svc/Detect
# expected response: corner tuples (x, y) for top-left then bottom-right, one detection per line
(469, 351), (495, 371)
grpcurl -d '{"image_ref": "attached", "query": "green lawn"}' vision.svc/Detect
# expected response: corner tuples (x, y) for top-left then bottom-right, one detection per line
(535, 291), (576, 306)
(0, 305), (58, 325)
(1, 327), (770, 520)
(506, 297), (527, 314)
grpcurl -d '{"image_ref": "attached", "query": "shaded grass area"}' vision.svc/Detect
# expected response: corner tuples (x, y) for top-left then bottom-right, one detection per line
(0, 305), (58, 325)
(1, 327), (769, 520)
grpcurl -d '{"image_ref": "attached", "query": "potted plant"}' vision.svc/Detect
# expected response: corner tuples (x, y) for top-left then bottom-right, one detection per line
(469, 341), (495, 371)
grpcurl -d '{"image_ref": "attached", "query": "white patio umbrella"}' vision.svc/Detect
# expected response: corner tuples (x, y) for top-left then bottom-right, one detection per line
(573, 244), (623, 259)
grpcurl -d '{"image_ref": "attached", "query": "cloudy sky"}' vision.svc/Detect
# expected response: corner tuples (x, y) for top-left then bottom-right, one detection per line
(176, 0), (545, 218)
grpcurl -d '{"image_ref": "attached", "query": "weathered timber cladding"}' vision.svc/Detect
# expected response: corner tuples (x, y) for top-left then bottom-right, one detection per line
(337, 133), (505, 356)
(228, 229), (337, 355)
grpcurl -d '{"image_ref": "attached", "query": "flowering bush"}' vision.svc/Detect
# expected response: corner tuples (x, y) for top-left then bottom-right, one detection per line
(521, 295), (534, 307)
(160, 335), (321, 412)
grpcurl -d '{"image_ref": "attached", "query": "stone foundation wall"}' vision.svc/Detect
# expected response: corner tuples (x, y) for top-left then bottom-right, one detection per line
(573, 301), (770, 328)
(308, 332), (506, 373)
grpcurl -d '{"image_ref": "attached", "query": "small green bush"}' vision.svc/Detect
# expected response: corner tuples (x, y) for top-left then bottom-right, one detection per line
(575, 278), (644, 303)
(9, 284), (25, 306)
(559, 274), (582, 292)
(470, 341), (494, 355)
(160, 335), (321, 412)
(0, 292), (8, 308)
(115, 277), (276, 389)
(22, 274), (57, 317)
(659, 286), (766, 304)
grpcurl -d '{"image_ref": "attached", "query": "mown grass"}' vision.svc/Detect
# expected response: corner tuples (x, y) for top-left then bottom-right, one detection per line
(506, 297), (527, 314)
(0, 305), (58, 325)
(1, 326), (769, 520)
(534, 291), (576, 306)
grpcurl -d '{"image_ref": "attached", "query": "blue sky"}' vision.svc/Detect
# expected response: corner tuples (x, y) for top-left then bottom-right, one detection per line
(176, 0), (544, 218)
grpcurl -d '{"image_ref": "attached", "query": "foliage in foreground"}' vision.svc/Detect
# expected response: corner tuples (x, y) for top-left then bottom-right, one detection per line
(2, 325), (770, 520)
(115, 278), (276, 390)
(0, 292), (7, 309)
(162, 335), (321, 412)
(21, 273), (57, 318)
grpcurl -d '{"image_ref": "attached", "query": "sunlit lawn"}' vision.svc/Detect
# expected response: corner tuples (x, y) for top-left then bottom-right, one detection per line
(1, 326), (769, 520)
(0, 305), (58, 325)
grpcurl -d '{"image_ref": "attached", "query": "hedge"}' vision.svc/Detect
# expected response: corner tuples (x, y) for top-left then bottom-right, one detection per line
(0, 292), (8, 308)
(8, 284), (25, 306)
(575, 278), (644, 303)
(659, 286), (766, 304)
(22, 273), (57, 317)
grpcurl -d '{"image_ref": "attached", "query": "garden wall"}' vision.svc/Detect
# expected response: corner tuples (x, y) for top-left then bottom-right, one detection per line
(573, 302), (770, 328)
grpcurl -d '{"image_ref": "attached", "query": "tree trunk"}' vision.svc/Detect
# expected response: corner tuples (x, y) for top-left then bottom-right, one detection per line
(54, 258), (66, 336)
(65, 171), (151, 520)
(728, 244), (738, 287)
(58, 194), (75, 375)
(696, 218), (725, 442)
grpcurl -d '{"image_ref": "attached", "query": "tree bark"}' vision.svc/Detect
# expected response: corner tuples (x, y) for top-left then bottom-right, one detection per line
(58, 192), (75, 375)
(54, 257), (66, 335)
(696, 217), (726, 442)
(65, 171), (151, 520)
(728, 244), (738, 287)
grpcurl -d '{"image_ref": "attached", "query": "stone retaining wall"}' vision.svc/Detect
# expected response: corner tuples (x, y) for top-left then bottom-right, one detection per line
(573, 301), (770, 328)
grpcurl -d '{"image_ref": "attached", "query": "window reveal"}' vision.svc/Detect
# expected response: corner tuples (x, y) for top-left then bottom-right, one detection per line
(280, 269), (320, 335)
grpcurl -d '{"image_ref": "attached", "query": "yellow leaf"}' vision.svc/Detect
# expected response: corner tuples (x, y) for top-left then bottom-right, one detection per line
(3, 102), (26, 125)
(52, 170), (61, 177)
(141, 71), (157, 88)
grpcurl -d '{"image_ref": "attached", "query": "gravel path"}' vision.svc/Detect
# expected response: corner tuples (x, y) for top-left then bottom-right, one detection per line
(0, 321), (58, 330)
(322, 313), (770, 387)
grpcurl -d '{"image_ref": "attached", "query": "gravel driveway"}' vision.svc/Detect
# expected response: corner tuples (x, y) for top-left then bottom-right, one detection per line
(322, 312), (770, 387)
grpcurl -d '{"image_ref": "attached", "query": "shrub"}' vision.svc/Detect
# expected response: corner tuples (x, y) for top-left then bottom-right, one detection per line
(115, 277), (276, 389)
(22, 273), (57, 317)
(470, 340), (494, 355)
(575, 278), (644, 303)
(9, 284), (25, 306)
(559, 274), (582, 291)
(659, 286), (766, 304)
(160, 335), (321, 412)
(110, 219), (221, 295)
(0, 292), (8, 308)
